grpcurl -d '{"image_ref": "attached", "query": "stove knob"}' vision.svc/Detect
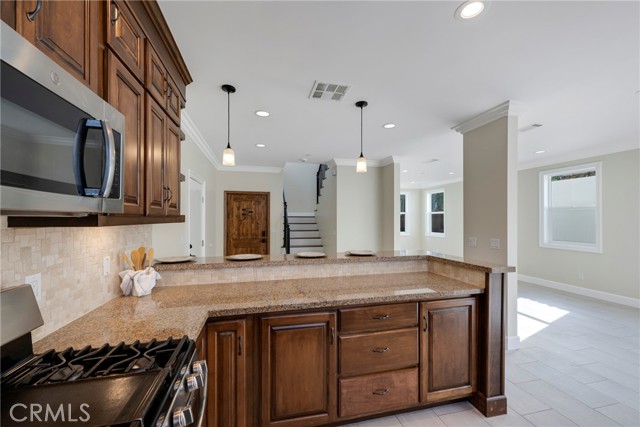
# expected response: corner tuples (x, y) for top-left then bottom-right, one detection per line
(186, 372), (204, 392)
(172, 406), (194, 427)
(173, 378), (182, 392)
(192, 360), (207, 376)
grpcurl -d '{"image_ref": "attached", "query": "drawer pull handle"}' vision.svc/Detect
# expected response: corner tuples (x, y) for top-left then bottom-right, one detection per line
(372, 347), (389, 353)
(372, 314), (389, 320)
(372, 388), (389, 396)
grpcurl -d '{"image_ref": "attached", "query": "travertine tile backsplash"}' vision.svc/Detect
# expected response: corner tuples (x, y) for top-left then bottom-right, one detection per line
(0, 217), (152, 341)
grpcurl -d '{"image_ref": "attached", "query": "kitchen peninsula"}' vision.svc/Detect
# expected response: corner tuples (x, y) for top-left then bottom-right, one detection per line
(34, 252), (514, 426)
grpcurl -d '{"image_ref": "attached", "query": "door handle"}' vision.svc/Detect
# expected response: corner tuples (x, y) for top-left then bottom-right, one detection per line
(261, 239), (266, 243)
(261, 230), (266, 237)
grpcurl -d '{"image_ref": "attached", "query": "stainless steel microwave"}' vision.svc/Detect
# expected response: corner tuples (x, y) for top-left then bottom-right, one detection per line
(0, 22), (124, 216)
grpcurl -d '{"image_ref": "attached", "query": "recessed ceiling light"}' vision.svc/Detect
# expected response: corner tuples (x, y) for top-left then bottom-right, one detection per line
(255, 110), (270, 117)
(255, 143), (266, 148)
(383, 123), (396, 129)
(535, 150), (545, 154)
(455, 1), (486, 20)
(402, 169), (409, 173)
(448, 172), (455, 175)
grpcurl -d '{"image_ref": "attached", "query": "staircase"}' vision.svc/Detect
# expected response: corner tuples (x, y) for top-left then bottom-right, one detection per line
(288, 214), (324, 254)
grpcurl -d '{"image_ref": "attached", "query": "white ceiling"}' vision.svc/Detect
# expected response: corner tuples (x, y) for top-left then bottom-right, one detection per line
(158, 1), (639, 188)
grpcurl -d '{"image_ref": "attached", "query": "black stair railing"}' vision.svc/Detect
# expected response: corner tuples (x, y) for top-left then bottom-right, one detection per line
(316, 164), (329, 204)
(282, 192), (291, 254)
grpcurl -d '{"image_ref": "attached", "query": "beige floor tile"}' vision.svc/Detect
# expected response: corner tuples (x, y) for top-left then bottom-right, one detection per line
(596, 403), (640, 427)
(524, 409), (578, 426)
(357, 415), (403, 427)
(484, 408), (535, 427)
(397, 408), (446, 427)
(432, 401), (474, 416)
(439, 409), (490, 426)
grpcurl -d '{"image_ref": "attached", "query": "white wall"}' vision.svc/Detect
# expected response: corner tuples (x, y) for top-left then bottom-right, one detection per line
(283, 162), (320, 214)
(152, 135), (217, 258)
(382, 162), (400, 251)
(213, 170), (284, 256)
(336, 165), (383, 252)
(316, 165), (338, 253)
(422, 181), (464, 257)
(519, 149), (640, 300)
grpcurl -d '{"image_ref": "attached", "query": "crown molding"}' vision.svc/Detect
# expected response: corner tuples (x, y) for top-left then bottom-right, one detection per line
(401, 176), (463, 190)
(181, 112), (220, 168)
(332, 157), (396, 167)
(452, 100), (526, 134)
(218, 165), (283, 174)
(518, 143), (639, 171)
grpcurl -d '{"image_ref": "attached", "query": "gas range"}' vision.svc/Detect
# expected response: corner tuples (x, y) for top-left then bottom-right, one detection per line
(1, 285), (207, 427)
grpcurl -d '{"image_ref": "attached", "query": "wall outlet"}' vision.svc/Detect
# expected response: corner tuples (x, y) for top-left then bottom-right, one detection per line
(25, 273), (42, 301)
(490, 238), (500, 249)
(578, 272), (585, 280)
(468, 237), (477, 247)
(103, 256), (111, 276)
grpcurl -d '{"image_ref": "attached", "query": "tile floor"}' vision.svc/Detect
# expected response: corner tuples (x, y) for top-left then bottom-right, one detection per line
(343, 282), (640, 427)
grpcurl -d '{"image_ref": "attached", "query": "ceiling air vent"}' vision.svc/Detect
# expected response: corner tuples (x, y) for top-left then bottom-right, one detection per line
(309, 81), (350, 101)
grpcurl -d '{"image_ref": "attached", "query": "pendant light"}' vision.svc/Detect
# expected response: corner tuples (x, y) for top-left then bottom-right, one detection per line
(221, 84), (236, 166)
(355, 100), (368, 173)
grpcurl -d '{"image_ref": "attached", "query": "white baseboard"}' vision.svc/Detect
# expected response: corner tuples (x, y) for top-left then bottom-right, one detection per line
(288, 212), (315, 217)
(507, 335), (521, 350)
(518, 274), (640, 309)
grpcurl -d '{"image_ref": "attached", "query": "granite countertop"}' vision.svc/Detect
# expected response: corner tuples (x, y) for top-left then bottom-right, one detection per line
(154, 250), (515, 274)
(33, 271), (484, 353)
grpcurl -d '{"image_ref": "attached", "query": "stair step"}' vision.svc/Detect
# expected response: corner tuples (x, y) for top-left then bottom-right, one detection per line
(289, 230), (320, 238)
(290, 237), (322, 246)
(288, 217), (317, 224)
(289, 223), (318, 231)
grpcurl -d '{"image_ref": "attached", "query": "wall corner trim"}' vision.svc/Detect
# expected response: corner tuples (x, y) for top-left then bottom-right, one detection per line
(506, 335), (521, 351)
(452, 100), (526, 134)
(518, 274), (640, 308)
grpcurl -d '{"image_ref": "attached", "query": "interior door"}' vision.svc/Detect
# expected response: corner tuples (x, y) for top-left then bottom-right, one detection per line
(189, 176), (204, 257)
(225, 191), (269, 256)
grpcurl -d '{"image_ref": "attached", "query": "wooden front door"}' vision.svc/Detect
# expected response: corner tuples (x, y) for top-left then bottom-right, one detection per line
(225, 192), (270, 256)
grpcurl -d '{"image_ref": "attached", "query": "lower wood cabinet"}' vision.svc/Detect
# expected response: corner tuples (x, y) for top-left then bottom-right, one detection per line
(420, 297), (477, 403)
(207, 319), (248, 427)
(260, 311), (337, 427)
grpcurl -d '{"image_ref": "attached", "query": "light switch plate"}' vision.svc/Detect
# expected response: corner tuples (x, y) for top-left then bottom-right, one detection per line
(490, 238), (500, 249)
(103, 256), (111, 276)
(468, 237), (477, 247)
(25, 273), (41, 301)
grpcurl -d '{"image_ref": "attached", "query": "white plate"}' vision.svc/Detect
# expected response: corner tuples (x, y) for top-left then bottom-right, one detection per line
(226, 254), (264, 261)
(155, 256), (196, 263)
(295, 252), (326, 258)
(346, 250), (377, 256)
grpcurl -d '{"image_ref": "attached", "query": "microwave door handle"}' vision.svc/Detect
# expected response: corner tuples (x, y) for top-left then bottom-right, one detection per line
(99, 120), (116, 198)
(73, 119), (90, 196)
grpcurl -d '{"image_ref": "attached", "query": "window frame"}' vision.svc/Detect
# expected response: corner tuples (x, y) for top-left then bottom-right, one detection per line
(400, 192), (409, 235)
(425, 189), (445, 238)
(539, 162), (602, 253)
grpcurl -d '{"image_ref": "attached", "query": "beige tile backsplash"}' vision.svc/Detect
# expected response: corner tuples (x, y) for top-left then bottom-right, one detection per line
(0, 216), (152, 341)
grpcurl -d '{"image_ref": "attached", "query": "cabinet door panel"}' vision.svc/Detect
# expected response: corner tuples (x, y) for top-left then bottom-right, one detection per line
(17, 0), (98, 91)
(165, 120), (181, 216)
(421, 298), (477, 403)
(107, 51), (144, 215)
(261, 312), (336, 427)
(107, 0), (145, 81)
(207, 320), (247, 427)
(145, 94), (166, 216)
(146, 40), (166, 106)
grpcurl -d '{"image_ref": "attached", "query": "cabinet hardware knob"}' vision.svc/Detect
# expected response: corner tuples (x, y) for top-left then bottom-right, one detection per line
(111, 4), (120, 25)
(372, 388), (389, 396)
(330, 327), (335, 345)
(372, 347), (389, 353)
(423, 314), (428, 332)
(26, 0), (43, 22)
(372, 314), (389, 320)
(238, 336), (243, 356)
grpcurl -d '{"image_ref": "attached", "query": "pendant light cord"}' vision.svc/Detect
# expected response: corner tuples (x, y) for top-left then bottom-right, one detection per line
(227, 90), (231, 149)
(360, 105), (364, 157)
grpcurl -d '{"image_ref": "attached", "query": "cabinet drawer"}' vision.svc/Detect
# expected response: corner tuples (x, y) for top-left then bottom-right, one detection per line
(339, 328), (418, 376)
(339, 368), (418, 419)
(339, 303), (418, 333)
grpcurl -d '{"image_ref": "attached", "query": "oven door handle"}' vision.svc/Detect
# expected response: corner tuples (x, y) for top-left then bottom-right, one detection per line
(73, 119), (116, 198)
(194, 361), (208, 427)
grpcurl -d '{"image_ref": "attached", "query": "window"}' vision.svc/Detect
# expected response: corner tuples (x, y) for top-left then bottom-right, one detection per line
(540, 162), (602, 253)
(426, 190), (445, 237)
(400, 193), (408, 234)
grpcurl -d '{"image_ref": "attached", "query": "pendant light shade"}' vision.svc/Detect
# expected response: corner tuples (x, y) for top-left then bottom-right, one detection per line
(221, 84), (236, 166)
(355, 100), (368, 173)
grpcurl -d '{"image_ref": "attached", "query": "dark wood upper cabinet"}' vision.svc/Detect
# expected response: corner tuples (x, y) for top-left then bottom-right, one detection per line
(106, 51), (145, 215)
(166, 73), (182, 125)
(420, 298), (477, 403)
(106, 0), (145, 82)
(145, 94), (167, 216)
(260, 312), (337, 427)
(145, 40), (166, 107)
(165, 119), (181, 216)
(15, 0), (99, 92)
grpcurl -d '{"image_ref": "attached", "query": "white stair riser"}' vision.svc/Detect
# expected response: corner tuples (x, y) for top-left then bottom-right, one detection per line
(288, 217), (317, 224)
(290, 238), (323, 246)
(290, 246), (325, 254)
(290, 230), (320, 238)
(289, 223), (318, 231)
